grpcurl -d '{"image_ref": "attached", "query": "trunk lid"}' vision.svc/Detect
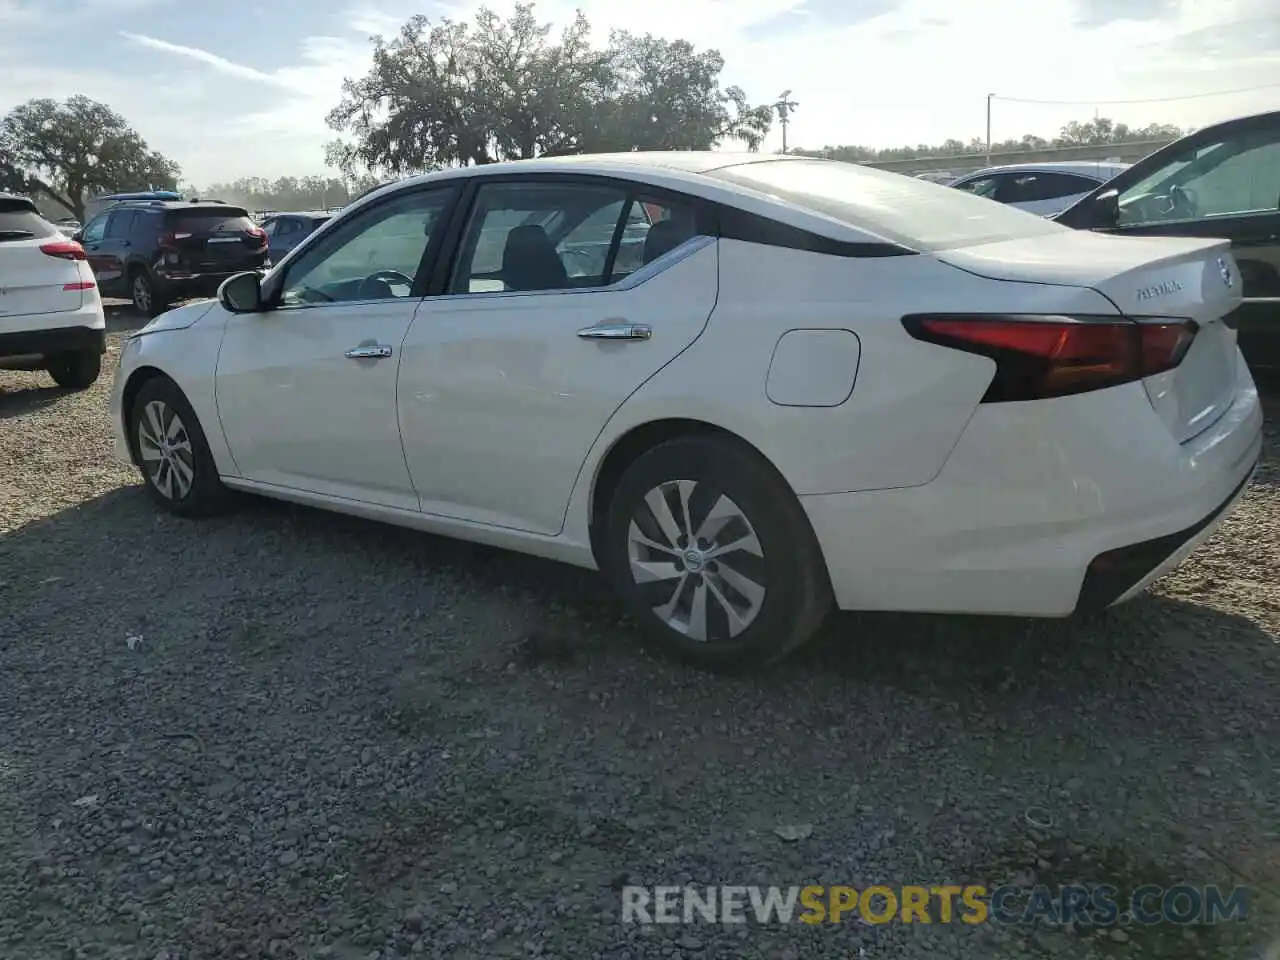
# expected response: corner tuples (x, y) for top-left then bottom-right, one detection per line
(163, 208), (267, 271)
(937, 231), (1243, 443)
(0, 203), (85, 322)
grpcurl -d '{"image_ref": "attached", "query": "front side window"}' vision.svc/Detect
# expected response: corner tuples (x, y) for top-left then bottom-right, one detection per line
(280, 187), (455, 306)
(1118, 128), (1280, 226)
(81, 215), (107, 243)
(450, 181), (630, 294)
(1003, 172), (1099, 204)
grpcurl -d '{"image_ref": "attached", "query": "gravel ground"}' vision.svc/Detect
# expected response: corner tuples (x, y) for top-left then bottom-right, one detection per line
(1, 307), (1278, 960)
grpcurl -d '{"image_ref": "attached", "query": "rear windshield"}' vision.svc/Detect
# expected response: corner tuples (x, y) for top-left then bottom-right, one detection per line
(706, 159), (1070, 252)
(164, 208), (254, 233)
(0, 201), (59, 242)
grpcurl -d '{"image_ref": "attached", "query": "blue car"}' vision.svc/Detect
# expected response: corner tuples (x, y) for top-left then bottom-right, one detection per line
(260, 211), (332, 264)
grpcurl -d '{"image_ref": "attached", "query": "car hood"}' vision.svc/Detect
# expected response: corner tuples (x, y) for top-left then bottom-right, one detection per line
(134, 298), (220, 336)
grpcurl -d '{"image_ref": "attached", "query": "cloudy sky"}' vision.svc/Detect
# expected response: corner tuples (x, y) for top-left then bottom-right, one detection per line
(1, 0), (1277, 186)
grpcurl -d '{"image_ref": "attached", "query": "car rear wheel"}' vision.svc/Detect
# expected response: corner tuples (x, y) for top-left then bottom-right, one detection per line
(46, 349), (101, 390)
(129, 376), (230, 517)
(602, 435), (832, 670)
(131, 269), (168, 318)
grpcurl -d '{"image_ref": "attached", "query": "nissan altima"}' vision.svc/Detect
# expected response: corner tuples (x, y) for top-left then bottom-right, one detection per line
(109, 153), (1263, 669)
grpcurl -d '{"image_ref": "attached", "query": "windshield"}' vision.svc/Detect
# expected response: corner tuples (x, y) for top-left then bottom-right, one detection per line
(706, 159), (1068, 251)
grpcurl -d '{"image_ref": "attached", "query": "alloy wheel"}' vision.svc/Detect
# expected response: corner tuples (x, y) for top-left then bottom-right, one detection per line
(136, 399), (195, 500)
(133, 275), (152, 313)
(626, 479), (767, 642)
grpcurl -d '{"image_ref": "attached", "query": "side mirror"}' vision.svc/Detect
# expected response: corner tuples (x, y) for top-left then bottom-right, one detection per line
(71, 231), (84, 243)
(218, 271), (264, 314)
(1093, 189), (1120, 228)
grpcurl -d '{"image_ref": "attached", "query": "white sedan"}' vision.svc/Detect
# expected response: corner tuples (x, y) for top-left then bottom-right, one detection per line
(109, 153), (1263, 669)
(950, 161), (1131, 217)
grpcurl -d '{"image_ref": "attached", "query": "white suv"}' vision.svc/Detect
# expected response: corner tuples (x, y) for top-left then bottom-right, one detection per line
(0, 194), (106, 389)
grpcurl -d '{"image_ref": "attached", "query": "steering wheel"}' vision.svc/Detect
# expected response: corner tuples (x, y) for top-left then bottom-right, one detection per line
(1160, 184), (1198, 219)
(357, 270), (414, 299)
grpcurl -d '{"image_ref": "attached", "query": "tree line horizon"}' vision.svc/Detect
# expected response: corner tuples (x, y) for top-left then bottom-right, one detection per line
(2, 3), (1190, 220)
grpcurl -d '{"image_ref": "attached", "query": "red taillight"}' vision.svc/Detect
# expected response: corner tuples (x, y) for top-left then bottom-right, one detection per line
(902, 314), (1198, 401)
(157, 231), (178, 249)
(248, 226), (266, 246)
(39, 240), (87, 261)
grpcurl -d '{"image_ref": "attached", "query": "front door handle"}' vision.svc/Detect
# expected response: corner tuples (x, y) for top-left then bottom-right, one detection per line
(577, 322), (652, 341)
(345, 344), (393, 360)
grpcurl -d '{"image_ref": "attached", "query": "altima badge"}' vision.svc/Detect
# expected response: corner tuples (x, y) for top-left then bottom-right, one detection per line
(1218, 257), (1234, 288)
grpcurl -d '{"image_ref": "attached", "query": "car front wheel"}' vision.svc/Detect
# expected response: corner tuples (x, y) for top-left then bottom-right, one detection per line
(602, 435), (832, 670)
(129, 376), (230, 516)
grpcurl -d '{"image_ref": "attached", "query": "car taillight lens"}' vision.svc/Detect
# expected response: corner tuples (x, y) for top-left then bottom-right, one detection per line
(248, 226), (266, 245)
(39, 240), (87, 261)
(901, 314), (1198, 402)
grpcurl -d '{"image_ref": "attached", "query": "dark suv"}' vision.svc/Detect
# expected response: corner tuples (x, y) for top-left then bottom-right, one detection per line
(74, 200), (268, 316)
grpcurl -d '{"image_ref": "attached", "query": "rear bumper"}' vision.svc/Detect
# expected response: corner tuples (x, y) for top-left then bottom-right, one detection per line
(801, 357), (1264, 617)
(155, 267), (265, 298)
(0, 322), (106, 359)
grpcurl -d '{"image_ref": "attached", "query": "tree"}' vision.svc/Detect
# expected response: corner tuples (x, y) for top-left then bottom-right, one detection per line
(792, 116), (1185, 164)
(582, 33), (772, 153)
(0, 96), (180, 220)
(325, 3), (772, 175)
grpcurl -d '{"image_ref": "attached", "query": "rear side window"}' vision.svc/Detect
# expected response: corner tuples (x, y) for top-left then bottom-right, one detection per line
(708, 159), (1068, 252)
(0, 200), (58, 242)
(164, 208), (255, 234)
(105, 210), (137, 238)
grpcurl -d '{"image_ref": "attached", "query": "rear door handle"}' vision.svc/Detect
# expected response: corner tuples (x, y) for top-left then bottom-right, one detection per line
(577, 322), (652, 341)
(345, 344), (393, 360)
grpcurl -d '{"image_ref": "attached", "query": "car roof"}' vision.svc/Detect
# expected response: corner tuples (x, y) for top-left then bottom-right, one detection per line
(956, 161), (1131, 179)
(113, 200), (249, 214)
(0, 194), (40, 215)
(273, 210), (332, 219)
(350, 152), (846, 234)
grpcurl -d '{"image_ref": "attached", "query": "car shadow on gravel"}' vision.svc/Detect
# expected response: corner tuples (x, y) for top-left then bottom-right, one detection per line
(0, 383), (68, 419)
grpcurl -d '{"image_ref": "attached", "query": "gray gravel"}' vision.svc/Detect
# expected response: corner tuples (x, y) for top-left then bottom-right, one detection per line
(1, 308), (1278, 959)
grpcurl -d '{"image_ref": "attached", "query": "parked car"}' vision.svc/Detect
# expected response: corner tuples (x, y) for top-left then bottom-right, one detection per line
(950, 161), (1130, 217)
(261, 211), (332, 264)
(1056, 109), (1280, 372)
(73, 200), (268, 317)
(0, 194), (105, 389)
(109, 153), (1261, 669)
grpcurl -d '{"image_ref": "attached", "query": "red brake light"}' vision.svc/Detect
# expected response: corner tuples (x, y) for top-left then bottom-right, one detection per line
(248, 226), (266, 245)
(39, 240), (87, 261)
(157, 231), (178, 249)
(902, 314), (1198, 401)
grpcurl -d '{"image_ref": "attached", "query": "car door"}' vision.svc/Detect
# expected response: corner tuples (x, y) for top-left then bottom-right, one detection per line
(1059, 115), (1280, 370)
(77, 213), (116, 293)
(213, 183), (460, 509)
(397, 177), (718, 535)
(95, 209), (138, 294)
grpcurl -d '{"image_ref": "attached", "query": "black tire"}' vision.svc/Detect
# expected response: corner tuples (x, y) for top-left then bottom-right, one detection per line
(601, 435), (832, 671)
(46, 349), (101, 390)
(128, 376), (231, 517)
(130, 268), (168, 318)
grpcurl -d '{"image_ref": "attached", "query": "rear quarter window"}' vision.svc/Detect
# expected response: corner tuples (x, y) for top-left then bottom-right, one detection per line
(707, 159), (1069, 252)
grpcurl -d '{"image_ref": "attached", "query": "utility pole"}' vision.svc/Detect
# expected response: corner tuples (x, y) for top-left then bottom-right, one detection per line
(986, 92), (995, 166)
(773, 91), (799, 154)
